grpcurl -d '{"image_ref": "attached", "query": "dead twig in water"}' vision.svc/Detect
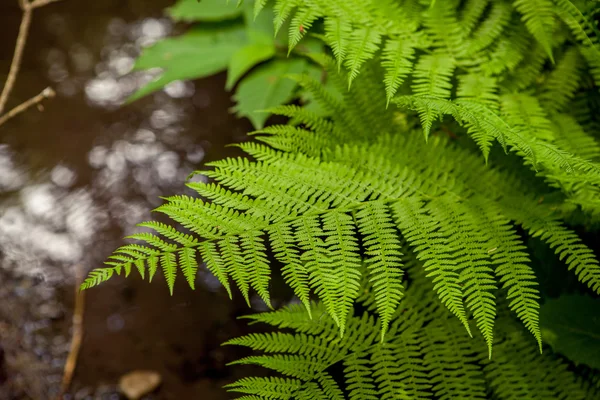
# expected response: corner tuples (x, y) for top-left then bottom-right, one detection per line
(0, 87), (55, 127)
(0, 0), (62, 121)
(57, 264), (85, 399)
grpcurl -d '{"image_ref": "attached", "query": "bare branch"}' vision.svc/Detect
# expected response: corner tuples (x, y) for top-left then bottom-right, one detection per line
(30, 0), (63, 9)
(0, 0), (62, 115)
(0, 87), (55, 127)
(56, 264), (85, 400)
(0, 2), (33, 114)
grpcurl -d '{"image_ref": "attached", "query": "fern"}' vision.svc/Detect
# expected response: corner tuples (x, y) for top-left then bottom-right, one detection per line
(225, 265), (598, 399)
(83, 62), (600, 356)
(83, 1), (600, 397)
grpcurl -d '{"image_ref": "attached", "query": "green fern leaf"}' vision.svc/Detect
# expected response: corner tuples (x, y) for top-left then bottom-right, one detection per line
(268, 223), (312, 315)
(381, 37), (417, 105)
(179, 247), (198, 289)
(513, 0), (556, 61)
(147, 255), (159, 282)
(344, 28), (382, 88)
(392, 198), (471, 336)
(241, 233), (273, 308)
(356, 203), (405, 339)
(161, 252), (177, 295)
(324, 17), (352, 70)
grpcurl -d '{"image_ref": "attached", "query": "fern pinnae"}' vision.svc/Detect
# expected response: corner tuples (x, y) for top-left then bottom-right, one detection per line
(381, 36), (417, 106)
(464, 1), (512, 57)
(267, 223), (312, 316)
(422, 319), (488, 400)
(137, 221), (199, 247)
(392, 198), (472, 337)
(553, 0), (600, 50)
(126, 232), (178, 252)
(287, 6), (319, 54)
(507, 202), (600, 294)
(253, 0), (269, 19)
(344, 352), (378, 400)
(513, 0), (556, 62)
(540, 46), (583, 113)
(273, 0), (301, 35)
(225, 376), (302, 399)
(551, 113), (600, 161)
(198, 241), (232, 298)
(428, 198), (497, 355)
(146, 255), (159, 282)
(220, 236), (252, 305)
(241, 233), (273, 308)
(179, 247), (198, 290)
(324, 16), (352, 71)
(356, 202), (405, 340)
(457, 73), (499, 110)
(316, 372), (345, 400)
(500, 94), (555, 142)
(160, 252), (177, 295)
(459, 0), (490, 36)
(295, 214), (343, 328)
(321, 211), (363, 336)
(469, 199), (542, 350)
(344, 27), (382, 88)
(134, 259), (145, 280)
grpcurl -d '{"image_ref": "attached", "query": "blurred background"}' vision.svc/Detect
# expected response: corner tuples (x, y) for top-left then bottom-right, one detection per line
(0, 1), (268, 398)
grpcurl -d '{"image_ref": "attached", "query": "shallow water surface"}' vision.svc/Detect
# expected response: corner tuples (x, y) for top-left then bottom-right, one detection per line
(0, 1), (263, 398)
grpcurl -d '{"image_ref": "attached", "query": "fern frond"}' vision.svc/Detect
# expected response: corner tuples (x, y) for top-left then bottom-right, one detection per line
(465, 1), (512, 56)
(160, 252), (177, 295)
(500, 94), (555, 141)
(199, 241), (232, 297)
(356, 202), (405, 339)
(381, 36), (417, 105)
(428, 198), (497, 354)
(323, 16), (352, 70)
(392, 198), (471, 336)
(90, 57), (600, 354)
(540, 47), (583, 113)
(344, 27), (382, 87)
(513, 0), (556, 61)
(288, 6), (320, 52)
(227, 272), (597, 400)
(457, 73), (499, 110)
(268, 222), (312, 314)
(551, 113), (600, 161)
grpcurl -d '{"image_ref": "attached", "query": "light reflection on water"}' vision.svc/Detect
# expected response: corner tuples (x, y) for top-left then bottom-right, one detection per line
(0, 15), (189, 284)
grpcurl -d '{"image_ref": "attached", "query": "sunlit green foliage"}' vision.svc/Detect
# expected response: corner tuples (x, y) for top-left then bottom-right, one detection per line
(84, 0), (600, 398)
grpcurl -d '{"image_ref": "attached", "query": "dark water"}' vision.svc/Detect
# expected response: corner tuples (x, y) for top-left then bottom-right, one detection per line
(0, 1), (263, 398)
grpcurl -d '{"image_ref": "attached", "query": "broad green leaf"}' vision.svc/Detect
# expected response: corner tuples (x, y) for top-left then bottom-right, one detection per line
(232, 59), (306, 128)
(540, 295), (600, 369)
(168, 0), (243, 22)
(128, 26), (247, 103)
(243, 0), (275, 37)
(226, 42), (276, 90)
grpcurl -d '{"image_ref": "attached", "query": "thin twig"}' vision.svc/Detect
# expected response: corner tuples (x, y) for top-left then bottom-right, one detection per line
(30, 0), (63, 8)
(57, 264), (86, 399)
(0, 87), (55, 127)
(0, 0), (62, 115)
(0, 1), (33, 115)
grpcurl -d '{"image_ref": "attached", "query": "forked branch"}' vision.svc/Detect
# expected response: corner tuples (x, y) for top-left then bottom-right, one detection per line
(0, 0), (62, 125)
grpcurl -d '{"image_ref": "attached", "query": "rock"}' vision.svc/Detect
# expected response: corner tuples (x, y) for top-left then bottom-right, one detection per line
(118, 370), (161, 400)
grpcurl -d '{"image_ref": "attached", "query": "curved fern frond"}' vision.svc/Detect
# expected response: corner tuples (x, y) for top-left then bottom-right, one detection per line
(226, 271), (597, 400)
(513, 0), (556, 61)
